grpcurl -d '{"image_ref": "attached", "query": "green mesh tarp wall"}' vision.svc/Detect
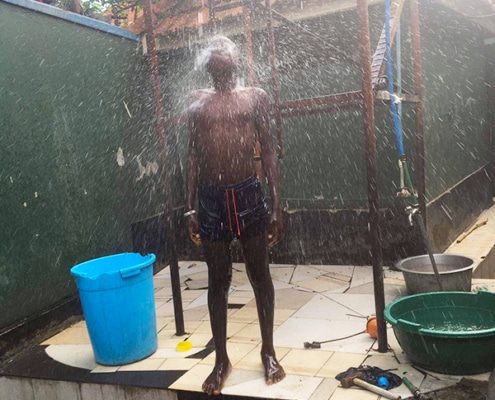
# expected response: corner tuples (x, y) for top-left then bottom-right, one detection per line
(0, 1), (160, 330)
(158, 1), (492, 211)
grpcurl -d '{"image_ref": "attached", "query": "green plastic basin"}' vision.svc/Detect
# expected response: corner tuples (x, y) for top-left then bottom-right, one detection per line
(384, 291), (495, 375)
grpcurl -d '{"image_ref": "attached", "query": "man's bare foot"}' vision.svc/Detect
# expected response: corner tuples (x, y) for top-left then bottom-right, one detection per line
(262, 353), (286, 385)
(202, 361), (232, 395)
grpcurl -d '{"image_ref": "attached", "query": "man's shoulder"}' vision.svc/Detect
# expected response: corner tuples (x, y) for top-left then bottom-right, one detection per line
(189, 88), (214, 100)
(240, 87), (269, 107)
(187, 89), (213, 113)
(242, 86), (268, 97)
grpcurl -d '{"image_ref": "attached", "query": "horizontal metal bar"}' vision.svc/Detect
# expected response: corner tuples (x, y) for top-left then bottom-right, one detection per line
(1, 0), (141, 41)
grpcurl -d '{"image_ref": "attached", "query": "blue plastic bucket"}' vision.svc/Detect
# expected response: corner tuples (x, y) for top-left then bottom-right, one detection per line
(70, 252), (158, 365)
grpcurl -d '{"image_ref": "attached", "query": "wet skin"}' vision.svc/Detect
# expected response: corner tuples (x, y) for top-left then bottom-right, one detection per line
(185, 40), (285, 395)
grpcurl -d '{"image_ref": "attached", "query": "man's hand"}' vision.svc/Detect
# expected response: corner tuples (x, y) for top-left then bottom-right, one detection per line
(187, 214), (202, 246)
(267, 216), (282, 247)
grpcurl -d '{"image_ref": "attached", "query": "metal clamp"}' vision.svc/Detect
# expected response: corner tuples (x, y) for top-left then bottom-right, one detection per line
(183, 210), (196, 218)
(405, 205), (419, 226)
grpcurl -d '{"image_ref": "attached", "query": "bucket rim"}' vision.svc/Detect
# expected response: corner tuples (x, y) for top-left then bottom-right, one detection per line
(384, 291), (495, 338)
(394, 254), (475, 275)
(70, 252), (156, 279)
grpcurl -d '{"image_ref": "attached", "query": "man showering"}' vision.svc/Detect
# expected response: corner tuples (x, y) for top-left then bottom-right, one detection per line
(184, 37), (285, 395)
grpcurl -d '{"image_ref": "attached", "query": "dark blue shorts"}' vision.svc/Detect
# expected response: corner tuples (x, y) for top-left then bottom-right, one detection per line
(198, 175), (269, 241)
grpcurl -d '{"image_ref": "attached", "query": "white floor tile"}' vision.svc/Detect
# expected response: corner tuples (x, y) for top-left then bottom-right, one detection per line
(274, 317), (373, 354)
(274, 288), (316, 310)
(183, 305), (209, 322)
(169, 363), (212, 392)
(180, 288), (206, 302)
(308, 377), (340, 400)
(45, 344), (97, 370)
(291, 265), (327, 283)
(229, 306), (259, 323)
(321, 293), (397, 319)
(222, 373), (323, 400)
(232, 269), (251, 286)
(274, 308), (297, 325)
(149, 346), (205, 359)
(178, 261), (208, 276)
(349, 266), (374, 288)
(155, 301), (175, 317)
(153, 276), (171, 289)
(345, 282), (375, 294)
(117, 358), (164, 371)
(419, 373), (459, 394)
(91, 364), (119, 373)
(270, 266), (296, 283)
(156, 317), (173, 333)
(315, 265), (355, 281)
(157, 330), (186, 348)
(184, 291), (208, 309)
(228, 323), (262, 345)
(295, 276), (349, 293)
(154, 286), (172, 299)
(272, 280), (296, 290)
(330, 386), (379, 399)
(292, 294), (365, 321)
(281, 348), (333, 376)
(158, 358), (200, 371)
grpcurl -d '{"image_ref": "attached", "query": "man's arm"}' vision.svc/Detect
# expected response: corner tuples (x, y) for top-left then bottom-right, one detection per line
(185, 94), (201, 245)
(254, 88), (282, 247)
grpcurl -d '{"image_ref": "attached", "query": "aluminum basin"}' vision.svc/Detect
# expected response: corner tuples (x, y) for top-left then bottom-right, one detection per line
(396, 254), (475, 294)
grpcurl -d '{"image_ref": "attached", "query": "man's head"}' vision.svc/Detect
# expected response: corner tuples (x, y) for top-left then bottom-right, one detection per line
(199, 37), (241, 79)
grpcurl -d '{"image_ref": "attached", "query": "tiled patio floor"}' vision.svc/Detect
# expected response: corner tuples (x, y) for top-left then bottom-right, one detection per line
(1, 204), (494, 399)
(1, 260), (493, 400)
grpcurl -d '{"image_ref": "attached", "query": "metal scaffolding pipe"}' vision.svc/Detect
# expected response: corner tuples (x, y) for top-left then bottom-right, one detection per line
(265, 0), (284, 158)
(142, 0), (185, 336)
(356, 0), (387, 353)
(243, 3), (256, 86)
(410, 0), (426, 218)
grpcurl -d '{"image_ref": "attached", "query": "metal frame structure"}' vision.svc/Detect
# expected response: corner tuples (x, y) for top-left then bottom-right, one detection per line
(142, 0), (426, 352)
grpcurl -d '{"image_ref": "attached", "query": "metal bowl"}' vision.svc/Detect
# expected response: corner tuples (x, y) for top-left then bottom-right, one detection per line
(395, 254), (475, 294)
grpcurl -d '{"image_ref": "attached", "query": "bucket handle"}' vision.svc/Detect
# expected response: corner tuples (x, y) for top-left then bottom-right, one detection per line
(120, 264), (146, 278)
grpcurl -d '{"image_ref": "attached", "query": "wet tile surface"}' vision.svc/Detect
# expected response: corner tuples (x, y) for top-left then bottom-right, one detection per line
(2, 256), (495, 400)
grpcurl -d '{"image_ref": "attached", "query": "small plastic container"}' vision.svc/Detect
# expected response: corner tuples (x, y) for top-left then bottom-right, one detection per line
(71, 253), (158, 365)
(176, 340), (192, 352)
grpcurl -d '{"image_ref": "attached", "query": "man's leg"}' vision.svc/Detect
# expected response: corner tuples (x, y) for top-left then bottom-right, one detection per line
(202, 239), (233, 395)
(241, 234), (286, 385)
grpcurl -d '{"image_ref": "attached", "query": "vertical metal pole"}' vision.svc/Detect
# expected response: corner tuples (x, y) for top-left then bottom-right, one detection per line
(142, 0), (185, 336)
(357, 0), (387, 352)
(244, 3), (256, 86)
(244, 3), (263, 180)
(208, 0), (218, 34)
(266, 0), (284, 158)
(410, 0), (426, 218)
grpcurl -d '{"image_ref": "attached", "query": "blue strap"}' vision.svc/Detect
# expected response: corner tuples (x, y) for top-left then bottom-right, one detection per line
(385, 0), (405, 157)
